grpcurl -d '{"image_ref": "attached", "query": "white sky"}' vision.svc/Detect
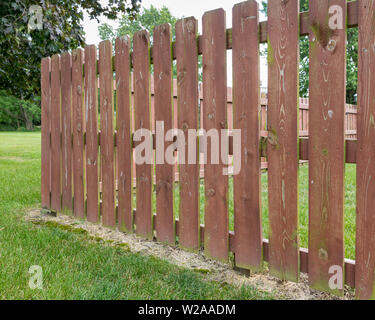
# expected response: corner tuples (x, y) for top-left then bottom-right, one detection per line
(83, 0), (268, 87)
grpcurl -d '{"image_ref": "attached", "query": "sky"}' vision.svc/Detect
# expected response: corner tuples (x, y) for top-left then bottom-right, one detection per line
(83, 0), (268, 87)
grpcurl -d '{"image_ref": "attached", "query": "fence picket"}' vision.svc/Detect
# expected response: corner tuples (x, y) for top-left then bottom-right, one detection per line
(308, 0), (346, 295)
(50, 54), (61, 212)
(72, 48), (85, 219)
(133, 30), (153, 239)
(232, 1), (262, 270)
(154, 24), (175, 244)
(85, 45), (99, 223)
(176, 17), (200, 250)
(99, 40), (116, 227)
(202, 9), (228, 262)
(61, 52), (73, 213)
(267, 0), (299, 281)
(41, 57), (51, 209)
(355, 0), (375, 300)
(115, 36), (133, 232)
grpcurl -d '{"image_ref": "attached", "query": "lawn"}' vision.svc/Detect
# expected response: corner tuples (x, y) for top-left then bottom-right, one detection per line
(0, 131), (272, 299)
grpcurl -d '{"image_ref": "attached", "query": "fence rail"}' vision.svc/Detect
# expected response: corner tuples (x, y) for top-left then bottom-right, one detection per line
(41, 0), (375, 299)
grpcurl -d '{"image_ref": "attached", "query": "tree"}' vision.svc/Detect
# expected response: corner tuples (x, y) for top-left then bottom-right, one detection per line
(261, 0), (358, 103)
(0, 90), (40, 131)
(0, 0), (141, 102)
(98, 5), (203, 80)
(99, 5), (177, 45)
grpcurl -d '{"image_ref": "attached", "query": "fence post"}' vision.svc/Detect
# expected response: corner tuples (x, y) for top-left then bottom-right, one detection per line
(308, 0), (346, 295)
(232, 0), (263, 271)
(176, 17), (200, 251)
(61, 52), (73, 214)
(41, 57), (51, 209)
(50, 54), (61, 212)
(85, 44), (99, 223)
(115, 36), (133, 232)
(153, 23), (175, 244)
(355, 0), (375, 300)
(72, 48), (85, 219)
(99, 40), (116, 227)
(267, 0), (300, 282)
(133, 30), (153, 239)
(202, 8), (229, 262)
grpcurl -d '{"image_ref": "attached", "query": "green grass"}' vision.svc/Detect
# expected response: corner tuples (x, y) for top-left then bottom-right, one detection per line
(0, 132), (272, 300)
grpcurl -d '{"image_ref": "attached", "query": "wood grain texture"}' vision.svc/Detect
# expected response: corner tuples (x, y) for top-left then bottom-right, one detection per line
(41, 57), (51, 209)
(267, 0), (299, 282)
(232, 0), (262, 271)
(72, 48), (85, 219)
(355, 0), (375, 300)
(61, 52), (73, 213)
(308, 0), (346, 295)
(202, 9), (228, 262)
(153, 24), (175, 244)
(176, 17), (200, 250)
(50, 54), (61, 212)
(133, 30), (153, 239)
(99, 40), (116, 227)
(84, 45), (99, 223)
(115, 36), (133, 232)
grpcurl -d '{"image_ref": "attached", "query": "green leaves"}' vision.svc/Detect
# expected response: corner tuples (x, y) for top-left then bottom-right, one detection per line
(0, 0), (141, 104)
(0, 90), (40, 130)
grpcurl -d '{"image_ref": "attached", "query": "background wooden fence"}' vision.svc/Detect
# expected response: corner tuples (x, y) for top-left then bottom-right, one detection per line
(99, 76), (358, 177)
(40, 0), (375, 299)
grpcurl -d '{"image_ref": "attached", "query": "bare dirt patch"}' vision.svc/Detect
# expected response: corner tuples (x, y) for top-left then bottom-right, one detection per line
(26, 209), (354, 300)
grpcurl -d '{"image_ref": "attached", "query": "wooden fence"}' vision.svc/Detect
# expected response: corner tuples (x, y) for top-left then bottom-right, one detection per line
(41, 0), (375, 299)
(99, 77), (358, 176)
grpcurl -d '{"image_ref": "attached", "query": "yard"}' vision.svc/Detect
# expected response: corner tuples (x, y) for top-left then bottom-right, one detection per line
(0, 131), (272, 300)
(0, 131), (357, 299)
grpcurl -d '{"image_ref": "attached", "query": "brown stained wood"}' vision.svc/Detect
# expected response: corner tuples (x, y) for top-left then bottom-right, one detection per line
(133, 30), (153, 239)
(61, 52), (73, 213)
(355, 0), (375, 300)
(308, 0), (346, 295)
(84, 1), (360, 73)
(115, 37), (133, 232)
(85, 45), (99, 223)
(50, 54), (61, 212)
(267, 0), (299, 282)
(153, 24), (175, 244)
(232, 1), (262, 271)
(176, 17), (200, 250)
(72, 49), (85, 219)
(99, 40), (116, 227)
(41, 57), (51, 209)
(202, 9), (228, 262)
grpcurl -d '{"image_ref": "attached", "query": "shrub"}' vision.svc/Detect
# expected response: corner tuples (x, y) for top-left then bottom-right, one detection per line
(0, 91), (40, 131)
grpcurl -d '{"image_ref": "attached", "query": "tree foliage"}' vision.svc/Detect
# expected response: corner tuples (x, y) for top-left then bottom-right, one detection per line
(261, 0), (358, 103)
(98, 5), (203, 80)
(99, 5), (177, 45)
(0, 90), (40, 131)
(0, 0), (141, 101)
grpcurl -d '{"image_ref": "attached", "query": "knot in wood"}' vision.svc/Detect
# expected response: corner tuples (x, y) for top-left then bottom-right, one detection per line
(205, 188), (216, 197)
(186, 20), (194, 33)
(156, 180), (171, 194)
(326, 39), (337, 53)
